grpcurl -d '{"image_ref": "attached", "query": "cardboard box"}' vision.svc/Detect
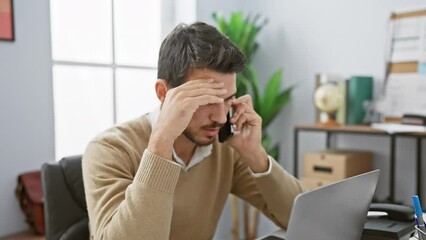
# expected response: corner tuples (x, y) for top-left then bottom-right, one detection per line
(303, 149), (372, 181)
(301, 177), (335, 191)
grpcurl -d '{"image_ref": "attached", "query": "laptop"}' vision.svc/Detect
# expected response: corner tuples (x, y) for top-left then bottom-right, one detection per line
(260, 170), (380, 240)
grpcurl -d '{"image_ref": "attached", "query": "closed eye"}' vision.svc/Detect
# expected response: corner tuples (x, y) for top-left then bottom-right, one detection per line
(224, 95), (236, 107)
(224, 93), (236, 102)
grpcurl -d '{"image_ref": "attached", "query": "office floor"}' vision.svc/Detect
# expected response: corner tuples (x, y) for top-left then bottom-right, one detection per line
(0, 231), (44, 240)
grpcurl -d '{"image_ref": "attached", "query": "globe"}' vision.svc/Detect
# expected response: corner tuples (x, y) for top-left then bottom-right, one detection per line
(314, 84), (343, 125)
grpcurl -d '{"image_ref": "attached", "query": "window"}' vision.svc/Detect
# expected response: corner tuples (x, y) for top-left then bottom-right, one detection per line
(50, 0), (176, 160)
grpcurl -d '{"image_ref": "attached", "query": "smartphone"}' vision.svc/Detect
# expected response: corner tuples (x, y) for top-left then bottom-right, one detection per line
(218, 109), (235, 143)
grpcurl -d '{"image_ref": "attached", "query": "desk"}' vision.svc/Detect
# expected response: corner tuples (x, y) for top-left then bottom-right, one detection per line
(258, 212), (426, 240)
(258, 229), (419, 240)
(293, 125), (426, 205)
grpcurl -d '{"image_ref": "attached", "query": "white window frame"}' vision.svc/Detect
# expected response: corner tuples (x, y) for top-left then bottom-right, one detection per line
(51, 0), (198, 160)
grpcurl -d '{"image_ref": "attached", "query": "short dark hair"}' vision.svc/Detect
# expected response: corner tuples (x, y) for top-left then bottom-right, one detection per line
(157, 22), (247, 87)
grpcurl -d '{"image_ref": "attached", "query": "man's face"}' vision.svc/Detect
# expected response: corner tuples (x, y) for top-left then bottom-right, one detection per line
(183, 68), (237, 146)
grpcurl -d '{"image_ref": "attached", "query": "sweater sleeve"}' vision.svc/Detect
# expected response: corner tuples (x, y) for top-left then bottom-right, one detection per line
(82, 141), (181, 240)
(231, 156), (305, 228)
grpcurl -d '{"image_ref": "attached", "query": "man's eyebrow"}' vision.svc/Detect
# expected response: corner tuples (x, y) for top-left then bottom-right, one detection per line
(224, 93), (237, 102)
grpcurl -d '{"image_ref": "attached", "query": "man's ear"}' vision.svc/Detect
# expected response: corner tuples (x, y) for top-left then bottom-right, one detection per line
(155, 79), (169, 103)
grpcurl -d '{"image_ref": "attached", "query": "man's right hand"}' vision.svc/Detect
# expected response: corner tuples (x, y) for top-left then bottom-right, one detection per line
(148, 78), (226, 160)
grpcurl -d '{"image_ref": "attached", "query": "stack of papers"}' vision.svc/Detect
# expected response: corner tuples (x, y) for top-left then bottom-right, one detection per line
(371, 123), (426, 134)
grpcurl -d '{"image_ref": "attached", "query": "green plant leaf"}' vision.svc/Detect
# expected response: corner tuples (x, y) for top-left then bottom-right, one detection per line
(238, 23), (255, 58)
(219, 12), (267, 61)
(229, 12), (244, 43)
(245, 65), (261, 114)
(262, 69), (283, 120)
(245, 17), (267, 58)
(236, 74), (251, 98)
(271, 86), (293, 116)
(263, 86), (293, 128)
(212, 12), (228, 35)
(239, 15), (259, 59)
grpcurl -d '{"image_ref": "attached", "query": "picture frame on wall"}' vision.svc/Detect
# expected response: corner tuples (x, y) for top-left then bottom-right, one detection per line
(0, 0), (14, 41)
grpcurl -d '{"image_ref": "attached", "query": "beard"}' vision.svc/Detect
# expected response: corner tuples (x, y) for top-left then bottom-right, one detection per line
(183, 130), (213, 146)
(183, 122), (224, 146)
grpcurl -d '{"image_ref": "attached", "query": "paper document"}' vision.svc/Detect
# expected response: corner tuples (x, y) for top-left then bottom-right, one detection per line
(388, 16), (426, 62)
(371, 123), (426, 134)
(377, 73), (426, 117)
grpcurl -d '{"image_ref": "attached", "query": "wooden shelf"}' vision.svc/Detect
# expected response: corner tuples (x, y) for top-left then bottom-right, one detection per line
(296, 124), (426, 136)
(296, 124), (386, 134)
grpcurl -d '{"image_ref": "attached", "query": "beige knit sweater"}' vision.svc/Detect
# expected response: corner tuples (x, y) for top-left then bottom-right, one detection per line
(82, 115), (304, 240)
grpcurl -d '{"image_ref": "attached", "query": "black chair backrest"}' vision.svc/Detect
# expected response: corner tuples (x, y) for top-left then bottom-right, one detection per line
(41, 155), (89, 240)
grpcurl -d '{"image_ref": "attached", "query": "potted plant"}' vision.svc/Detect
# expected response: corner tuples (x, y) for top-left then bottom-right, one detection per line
(213, 12), (294, 240)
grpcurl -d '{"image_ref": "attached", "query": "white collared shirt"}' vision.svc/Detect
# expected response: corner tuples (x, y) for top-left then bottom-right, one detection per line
(147, 106), (271, 175)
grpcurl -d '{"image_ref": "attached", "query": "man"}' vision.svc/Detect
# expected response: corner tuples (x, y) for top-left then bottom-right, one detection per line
(83, 22), (304, 240)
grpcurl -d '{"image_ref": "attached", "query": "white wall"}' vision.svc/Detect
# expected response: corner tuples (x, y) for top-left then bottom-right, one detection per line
(197, 0), (243, 24)
(197, 0), (426, 238)
(0, 0), (54, 237)
(242, 0), (426, 202)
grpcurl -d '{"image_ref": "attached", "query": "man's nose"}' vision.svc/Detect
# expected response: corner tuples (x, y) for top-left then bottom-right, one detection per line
(210, 103), (227, 125)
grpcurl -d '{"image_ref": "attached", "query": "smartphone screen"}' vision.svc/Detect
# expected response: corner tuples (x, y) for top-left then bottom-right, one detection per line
(218, 109), (235, 143)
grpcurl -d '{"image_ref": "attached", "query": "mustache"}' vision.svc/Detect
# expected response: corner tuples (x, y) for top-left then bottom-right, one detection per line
(202, 123), (224, 129)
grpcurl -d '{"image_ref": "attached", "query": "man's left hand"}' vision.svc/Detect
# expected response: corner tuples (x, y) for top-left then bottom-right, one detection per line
(228, 95), (269, 173)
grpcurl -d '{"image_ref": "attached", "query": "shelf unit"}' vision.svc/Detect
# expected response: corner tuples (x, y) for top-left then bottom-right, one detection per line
(293, 124), (426, 206)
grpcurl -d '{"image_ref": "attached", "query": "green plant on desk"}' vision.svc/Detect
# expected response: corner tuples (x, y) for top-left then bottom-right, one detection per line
(213, 11), (293, 240)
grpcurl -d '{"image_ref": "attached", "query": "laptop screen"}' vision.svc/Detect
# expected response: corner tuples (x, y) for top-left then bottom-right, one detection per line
(260, 170), (380, 240)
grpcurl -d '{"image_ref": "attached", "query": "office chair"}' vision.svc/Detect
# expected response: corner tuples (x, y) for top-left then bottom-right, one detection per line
(41, 155), (89, 240)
